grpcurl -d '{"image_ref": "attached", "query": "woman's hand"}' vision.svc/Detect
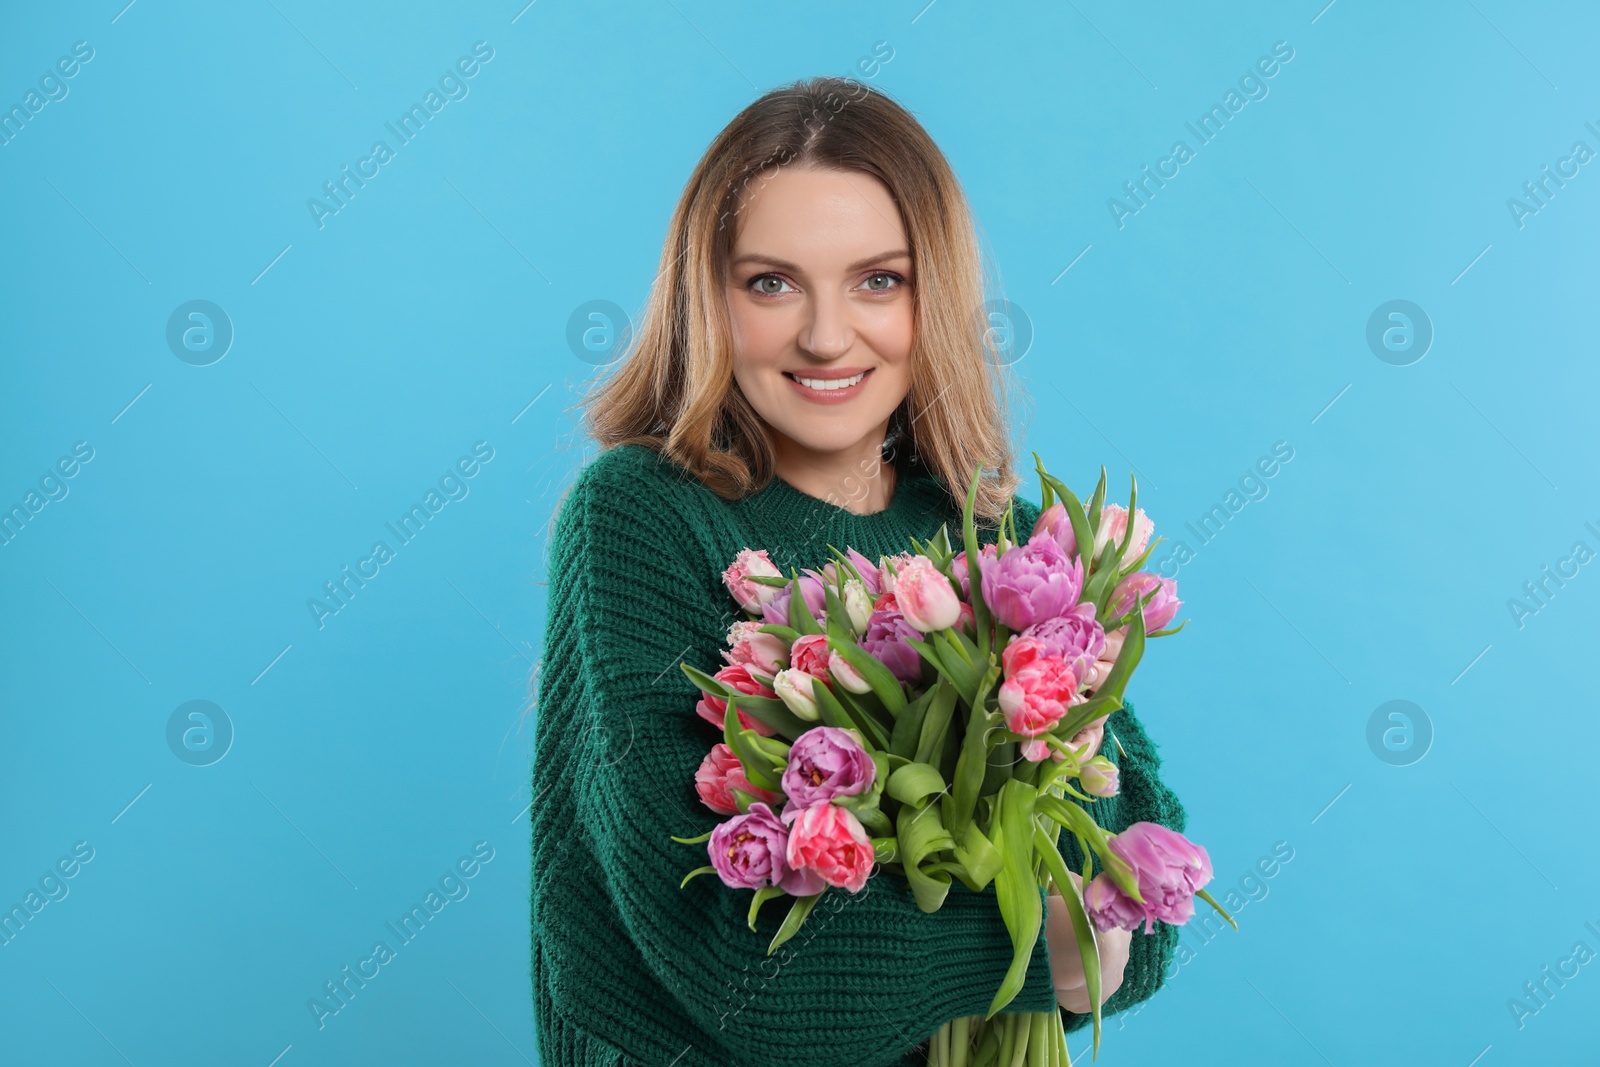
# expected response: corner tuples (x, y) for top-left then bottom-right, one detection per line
(1046, 871), (1131, 1014)
(1082, 630), (1124, 699)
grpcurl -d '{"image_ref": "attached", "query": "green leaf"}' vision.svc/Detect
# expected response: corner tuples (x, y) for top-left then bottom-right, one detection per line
(886, 762), (948, 809)
(1035, 826), (1104, 1055)
(680, 662), (730, 699)
(947, 698), (996, 838)
(669, 830), (714, 845)
(812, 677), (889, 750)
(1086, 465), (1107, 531)
(1034, 451), (1055, 511)
(906, 634), (977, 706)
(961, 463), (993, 662)
(915, 679), (960, 766)
(786, 573), (824, 636)
(726, 727), (784, 792)
(747, 886), (785, 931)
(768, 892), (823, 954)
(888, 686), (934, 760)
(825, 633), (907, 714)
(679, 865), (717, 889)
(1113, 537), (1164, 579)
(1093, 593), (1147, 705)
(896, 798), (958, 913)
(1148, 619), (1189, 638)
(723, 692), (812, 741)
(1195, 888), (1239, 930)
(758, 623), (801, 642)
(1081, 533), (1125, 611)
(985, 780), (1042, 1019)
(871, 836), (899, 864)
(1037, 464), (1094, 575)
(952, 819), (1004, 889)
(1035, 794), (1142, 904)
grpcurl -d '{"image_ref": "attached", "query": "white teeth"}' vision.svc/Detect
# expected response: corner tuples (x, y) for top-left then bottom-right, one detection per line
(794, 371), (866, 391)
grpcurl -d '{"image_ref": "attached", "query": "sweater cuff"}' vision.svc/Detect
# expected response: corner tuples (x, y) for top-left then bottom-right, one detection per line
(918, 880), (1058, 1023)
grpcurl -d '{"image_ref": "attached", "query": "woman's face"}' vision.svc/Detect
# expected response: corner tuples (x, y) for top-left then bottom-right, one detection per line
(724, 164), (914, 468)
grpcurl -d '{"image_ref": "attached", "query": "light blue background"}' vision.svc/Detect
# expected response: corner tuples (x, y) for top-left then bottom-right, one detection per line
(2, 2), (1595, 1064)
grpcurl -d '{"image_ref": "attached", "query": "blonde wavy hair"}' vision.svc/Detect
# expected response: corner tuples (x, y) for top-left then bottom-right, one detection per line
(572, 74), (1031, 525)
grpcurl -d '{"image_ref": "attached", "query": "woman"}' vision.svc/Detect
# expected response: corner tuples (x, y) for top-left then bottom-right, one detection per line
(530, 75), (1187, 1067)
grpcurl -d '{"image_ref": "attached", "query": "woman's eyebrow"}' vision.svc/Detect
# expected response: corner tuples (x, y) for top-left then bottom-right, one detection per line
(729, 250), (911, 273)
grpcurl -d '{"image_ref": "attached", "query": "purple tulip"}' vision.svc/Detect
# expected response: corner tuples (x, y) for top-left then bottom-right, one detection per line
(762, 571), (829, 628)
(1032, 501), (1077, 557)
(951, 544), (997, 601)
(1098, 821), (1214, 934)
(859, 606), (924, 684)
(707, 801), (826, 896)
(1020, 602), (1105, 682)
(779, 726), (876, 820)
(816, 547), (884, 596)
(979, 533), (1085, 631)
(1110, 572), (1182, 633)
(1084, 872), (1146, 934)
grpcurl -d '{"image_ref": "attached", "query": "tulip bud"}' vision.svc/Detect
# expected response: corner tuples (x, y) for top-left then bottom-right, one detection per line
(773, 668), (820, 721)
(842, 577), (872, 636)
(1079, 755), (1120, 797)
(827, 648), (873, 694)
(894, 555), (962, 633)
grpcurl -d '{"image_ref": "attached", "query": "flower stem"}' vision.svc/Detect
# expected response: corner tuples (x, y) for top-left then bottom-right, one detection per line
(1027, 1012), (1047, 1067)
(951, 1015), (971, 1067)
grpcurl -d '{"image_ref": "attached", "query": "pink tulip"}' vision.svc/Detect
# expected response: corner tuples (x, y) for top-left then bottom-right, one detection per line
(1094, 822), (1214, 934)
(1110, 572), (1182, 633)
(894, 555), (961, 633)
(951, 543), (997, 600)
(979, 533), (1085, 631)
(723, 548), (783, 613)
(827, 648), (873, 694)
(695, 698), (776, 738)
(1019, 603), (1105, 685)
(695, 744), (782, 815)
(997, 655), (1077, 738)
(1032, 501), (1076, 557)
(708, 802), (825, 895)
(722, 620), (790, 676)
(1093, 504), (1154, 566)
(789, 633), (832, 682)
(1019, 737), (1069, 763)
(1084, 871), (1146, 934)
(785, 801), (875, 893)
(696, 663), (778, 738)
(1079, 755), (1120, 797)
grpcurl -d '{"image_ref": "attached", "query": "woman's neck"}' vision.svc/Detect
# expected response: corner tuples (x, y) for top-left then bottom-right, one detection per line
(771, 436), (898, 516)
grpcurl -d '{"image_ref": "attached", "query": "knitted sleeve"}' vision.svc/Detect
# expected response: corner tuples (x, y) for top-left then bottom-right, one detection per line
(1054, 699), (1186, 1033)
(533, 466), (1059, 1067)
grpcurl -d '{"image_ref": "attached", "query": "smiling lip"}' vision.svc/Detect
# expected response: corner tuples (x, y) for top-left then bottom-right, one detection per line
(784, 367), (872, 403)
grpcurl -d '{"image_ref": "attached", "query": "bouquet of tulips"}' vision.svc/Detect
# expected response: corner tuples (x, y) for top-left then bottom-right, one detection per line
(674, 456), (1233, 1066)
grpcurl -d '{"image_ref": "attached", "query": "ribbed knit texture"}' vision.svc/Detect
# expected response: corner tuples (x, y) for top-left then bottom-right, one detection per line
(530, 443), (1188, 1067)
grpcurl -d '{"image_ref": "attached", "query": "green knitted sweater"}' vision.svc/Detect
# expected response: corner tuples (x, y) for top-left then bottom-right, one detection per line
(530, 442), (1187, 1067)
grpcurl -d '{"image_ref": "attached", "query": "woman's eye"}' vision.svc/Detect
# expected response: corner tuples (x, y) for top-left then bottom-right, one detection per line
(749, 274), (793, 295)
(861, 271), (905, 292)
